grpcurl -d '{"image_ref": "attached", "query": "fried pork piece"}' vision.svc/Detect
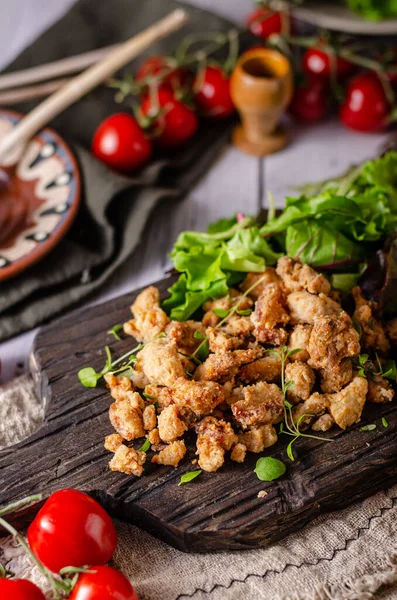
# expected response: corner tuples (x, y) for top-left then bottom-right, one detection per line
(276, 256), (331, 295)
(287, 291), (342, 325)
(147, 428), (160, 446)
(250, 283), (290, 345)
(327, 376), (368, 429)
(144, 384), (174, 409)
(104, 374), (136, 402)
(285, 362), (315, 403)
(288, 324), (312, 362)
(230, 443), (247, 463)
(352, 287), (390, 355)
(238, 424), (278, 453)
(143, 405), (157, 431)
(124, 286), (169, 343)
(157, 405), (188, 442)
(104, 433), (123, 453)
(109, 395), (145, 441)
(166, 320), (206, 354)
(308, 312), (360, 370)
(139, 338), (185, 387)
(202, 290), (253, 327)
(171, 378), (224, 415)
(240, 268), (281, 299)
(207, 316), (253, 353)
(152, 440), (186, 467)
(386, 317), (397, 345)
(231, 381), (284, 428)
(367, 375), (394, 403)
(293, 392), (329, 427)
(130, 358), (149, 389)
(194, 348), (262, 382)
(320, 358), (353, 393)
(238, 354), (282, 384)
(196, 417), (238, 472)
(109, 445), (146, 476)
(311, 414), (335, 432)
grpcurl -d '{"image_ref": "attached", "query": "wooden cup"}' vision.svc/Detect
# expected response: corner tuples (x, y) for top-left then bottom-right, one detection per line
(230, 48), (293, 156)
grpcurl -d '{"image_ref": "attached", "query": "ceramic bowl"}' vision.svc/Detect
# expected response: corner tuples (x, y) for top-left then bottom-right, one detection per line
(0, 109), (81, 282)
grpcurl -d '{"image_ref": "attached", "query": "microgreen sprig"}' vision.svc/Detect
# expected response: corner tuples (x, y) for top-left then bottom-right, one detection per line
(78, 343), (142, 388)
(268, 346), (333, 461)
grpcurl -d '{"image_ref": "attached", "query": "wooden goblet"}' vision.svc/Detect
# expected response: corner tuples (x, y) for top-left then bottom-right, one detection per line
(230, 48), (294, 156)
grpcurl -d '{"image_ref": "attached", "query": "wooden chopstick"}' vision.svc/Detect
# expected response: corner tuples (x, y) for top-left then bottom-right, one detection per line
(0, 8), (189, 161)
(0, 44), (120, 92)
(0, 78), (71, 106)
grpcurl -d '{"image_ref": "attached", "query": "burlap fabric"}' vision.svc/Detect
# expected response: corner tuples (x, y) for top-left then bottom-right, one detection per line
(1, 375), (397, 600)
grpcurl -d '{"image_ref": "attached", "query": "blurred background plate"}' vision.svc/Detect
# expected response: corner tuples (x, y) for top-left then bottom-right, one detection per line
(0, 109), (80, 282)
(291, 2), (397, 34)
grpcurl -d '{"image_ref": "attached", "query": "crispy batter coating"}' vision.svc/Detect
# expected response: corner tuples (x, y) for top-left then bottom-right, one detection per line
(207, 316), (253, 353)
(195, 417), (238, 472)
(277, 256), (331, 295)
(288, 324), (312, 363)
(386, 317), (397, 345)
(104, 374), (136, 402)
(308, 312), (360, 369)
(104, 433), (123, 453)
(238, 424), (278, 453)
(166, 320), (206, 354)
(202, 290), (253, 327)
(327, 376), (368, 429)
(311, 414), (335, 432)
(230, 443), (247, 463)
(109, 445), (146, 476)
(293, 392), (329, 427)
(139, 338), (185, 387)
(250, 283), (290, 345)
(231, 381), (284, 428)
(367, 376), (394, 403)
(240, 268), (281, 299)
(287, 291), (342, 325)
(238, 354), (282, 384)
(144, 384), (174, 409)
(352, 287), (390, 355)
(152, 440), (186, 467)
(143, 404), (157, 431)
(130, 358), (149, 389)
(171, 378), (224, 415)
(194, 348), (262, 382)
(158, 405), (188, 442)
(285, 362), (315, 403)
(124, 286), (169, 343)
(320, 358), (353, 393)
(147, 428), (160, 446)
(109, 396), (145, 441)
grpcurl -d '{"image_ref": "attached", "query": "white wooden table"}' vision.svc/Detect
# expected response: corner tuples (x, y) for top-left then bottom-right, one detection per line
(0, 0), (391, 383)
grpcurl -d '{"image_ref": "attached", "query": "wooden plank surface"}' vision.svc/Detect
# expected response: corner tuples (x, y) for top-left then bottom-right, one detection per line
(2, 276), (397, 553)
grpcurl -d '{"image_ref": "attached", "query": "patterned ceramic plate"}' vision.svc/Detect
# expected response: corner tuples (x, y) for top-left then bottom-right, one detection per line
(0, 109), (81, 282)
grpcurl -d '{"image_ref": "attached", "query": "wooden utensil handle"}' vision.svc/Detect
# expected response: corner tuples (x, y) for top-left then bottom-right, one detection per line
(0, 8), (188, 160)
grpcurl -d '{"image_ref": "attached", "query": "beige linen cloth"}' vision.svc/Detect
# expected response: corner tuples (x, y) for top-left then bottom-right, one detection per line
(1, 375), (397, 600)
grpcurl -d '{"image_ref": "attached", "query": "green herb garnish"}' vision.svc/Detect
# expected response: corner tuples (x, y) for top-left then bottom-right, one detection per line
(142, 393), (157, 402)
(193, 330), (206, 340)
(107, 324), (124, 340)
(78, 343), (142, 388)
(254, 457), (286, 482)
(139, 438), (151, 452)
(213, 308), (230, 318)
(360, 424), (377, 432)
(382, 417), (389, 428)
(178, 470), (202, 486)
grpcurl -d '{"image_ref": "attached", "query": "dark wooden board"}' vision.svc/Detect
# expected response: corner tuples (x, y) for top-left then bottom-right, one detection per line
(1, 276), (397, 552)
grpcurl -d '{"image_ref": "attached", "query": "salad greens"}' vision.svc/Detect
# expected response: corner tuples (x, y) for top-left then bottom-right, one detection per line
(163, 151), (397, 320)
(346, 0), (397, 21)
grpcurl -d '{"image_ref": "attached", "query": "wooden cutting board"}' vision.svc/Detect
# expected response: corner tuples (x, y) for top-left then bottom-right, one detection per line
(1, 275), (397, 552)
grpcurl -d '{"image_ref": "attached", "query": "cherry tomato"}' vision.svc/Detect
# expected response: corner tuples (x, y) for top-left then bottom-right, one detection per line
(302, 47), (354, 79)
(289, 77), (329, 123)
(141, 86), (198, 149)
(69, 566), (139, 600)
(0, 579), (46, 600)
(339, 72), (390, 132)
(136, 56), (191, 91)
(247, 7), (294, 38)
(28, 489), (117, 573)
(92, 113), (151, 173)
(194, 66), (235, 119)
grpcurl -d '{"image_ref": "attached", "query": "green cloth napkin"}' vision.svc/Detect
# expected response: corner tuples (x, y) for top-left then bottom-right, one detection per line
(0, 0), (237, 342)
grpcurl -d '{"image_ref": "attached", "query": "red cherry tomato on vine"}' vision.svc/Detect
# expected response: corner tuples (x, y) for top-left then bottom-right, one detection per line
(28, 489), (117, 573)
(92, 113), (151, 173)
(339, 72), (390, 132)
(136, 56), (191, 90)
(247, 7), (294, 38)
(289, 77), (329, 123)
(69, 566), (139, 600)
(141, 86), (198, 149)
(302, 47), (354, 79)
(194, 66), (235, 119)
(0, 579), (46, 600)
